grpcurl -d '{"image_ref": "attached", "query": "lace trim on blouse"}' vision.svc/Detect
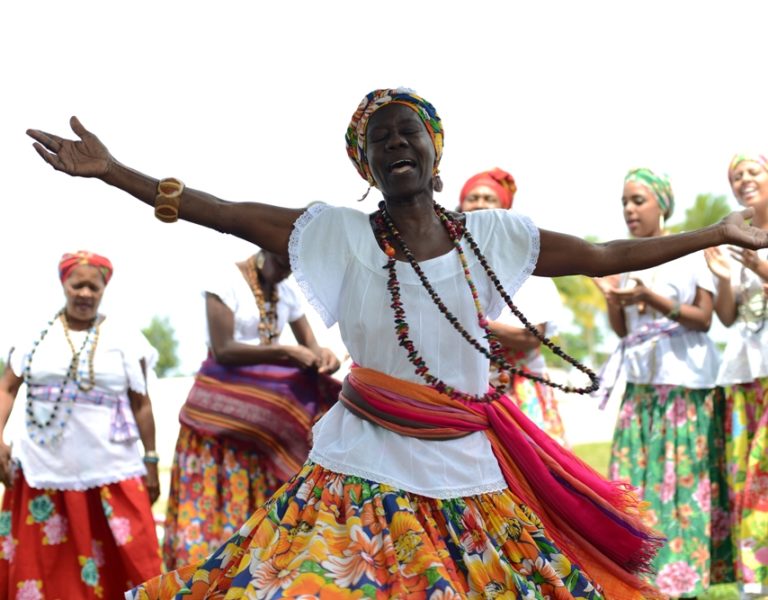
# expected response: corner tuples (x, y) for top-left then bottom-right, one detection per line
(308, 449), (508, 499)
(288, 202), (335, 327)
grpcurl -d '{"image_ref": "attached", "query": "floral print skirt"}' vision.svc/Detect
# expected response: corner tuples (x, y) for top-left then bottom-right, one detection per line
(609, 383), (733, 598)
(131, 462), (603, 599)
(722, 378), (768, 594)
(0, 465), (160, 599)
(162, 425), (280, 571)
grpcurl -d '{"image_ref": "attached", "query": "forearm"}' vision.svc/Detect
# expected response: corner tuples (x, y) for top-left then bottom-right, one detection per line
(607, 305), (628, 337)
(642, 291), (711, 332)
(537, 226), (728, 278)
(713, 278), (738, 326)
(589, 227), (727, 277)
(211, 341), (292, 367)
(487, 321), (542, 352)
(130, 398), (157, 454)
(102, 161), (303, 254)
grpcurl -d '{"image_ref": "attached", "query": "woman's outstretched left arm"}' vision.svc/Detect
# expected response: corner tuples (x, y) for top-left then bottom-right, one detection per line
(534, 209), (768, 277)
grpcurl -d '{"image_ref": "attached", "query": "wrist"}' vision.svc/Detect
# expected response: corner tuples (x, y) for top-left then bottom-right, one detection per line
(142, 450), (160, 465)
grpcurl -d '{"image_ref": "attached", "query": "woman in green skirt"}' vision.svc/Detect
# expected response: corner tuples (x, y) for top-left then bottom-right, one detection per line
(594, 168), (733, 598)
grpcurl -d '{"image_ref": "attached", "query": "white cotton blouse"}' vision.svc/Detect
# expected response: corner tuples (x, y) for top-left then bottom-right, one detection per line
(715, 247), (768, 386)
(289, 203), (539, 498)
(203, 263), (305, 347)
(620, 251), (719, 388)
(494, 276), (565, 374)
(9, 317), (153, 490)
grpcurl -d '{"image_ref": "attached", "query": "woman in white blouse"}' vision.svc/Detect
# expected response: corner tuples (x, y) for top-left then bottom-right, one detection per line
(27, 90), (768, 600)
(0, 251), (161, 598)
(594, 168), (727, 599)
(705, 153), (768, 597)
(162, 249), (340, 570)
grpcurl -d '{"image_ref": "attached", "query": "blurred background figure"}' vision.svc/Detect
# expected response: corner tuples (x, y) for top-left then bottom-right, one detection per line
(459, 167), (569, 445)
(705, 153), (768, 598)
(162, 249), (341, 569)
(0, 250), (161, 598)
(594, 168), (729, 598)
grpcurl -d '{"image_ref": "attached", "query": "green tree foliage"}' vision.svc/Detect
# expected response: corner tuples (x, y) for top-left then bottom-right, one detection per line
(542, 274), (611, 371)
(666, 193), (731, 233)
(142, 316), (179, 378)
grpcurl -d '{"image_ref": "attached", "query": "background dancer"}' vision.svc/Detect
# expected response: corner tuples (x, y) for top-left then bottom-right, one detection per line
(593, 168), (728, 598)
(705, 153), (768, 597)
(0, 250), (162, 598)
(459, 167), (569, 446)
(162, 248), (341, 569)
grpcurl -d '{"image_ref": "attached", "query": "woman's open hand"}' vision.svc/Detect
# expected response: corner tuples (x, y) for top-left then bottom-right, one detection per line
(720, 209), (768, 250)
(143, 462), (161, 504)
(27, 116), (113, 178)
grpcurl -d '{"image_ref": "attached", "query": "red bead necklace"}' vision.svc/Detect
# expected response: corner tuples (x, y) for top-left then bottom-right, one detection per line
(374, 200), (599, 402)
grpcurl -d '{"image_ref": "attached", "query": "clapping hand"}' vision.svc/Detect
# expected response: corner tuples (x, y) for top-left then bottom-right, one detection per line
(27, 116), (113, 178)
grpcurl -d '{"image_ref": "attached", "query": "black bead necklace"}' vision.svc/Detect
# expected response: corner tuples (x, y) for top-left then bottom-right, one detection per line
(374, 200), (599, 402)
(23, 310), (98, 445)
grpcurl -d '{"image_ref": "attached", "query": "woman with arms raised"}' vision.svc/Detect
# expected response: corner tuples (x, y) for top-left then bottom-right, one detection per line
(27, 89), (768, 599)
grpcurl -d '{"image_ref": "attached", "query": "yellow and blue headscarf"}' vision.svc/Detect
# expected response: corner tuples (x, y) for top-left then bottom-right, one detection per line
(345, 87), (444, 187)
(728, 153), (768, 182)
(624, 168), (674, 220)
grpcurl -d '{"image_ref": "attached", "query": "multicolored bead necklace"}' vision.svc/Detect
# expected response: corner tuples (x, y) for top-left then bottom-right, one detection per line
(245, 256), (280, 345)
(23, 310), (100, 445)
(374, 200), (599, 402)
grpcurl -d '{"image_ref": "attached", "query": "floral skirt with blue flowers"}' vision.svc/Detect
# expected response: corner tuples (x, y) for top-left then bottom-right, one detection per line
(0, 465), (161, 599)
(129, 461), (603, 600)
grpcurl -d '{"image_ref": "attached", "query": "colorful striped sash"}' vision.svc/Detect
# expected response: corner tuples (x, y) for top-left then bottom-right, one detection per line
(341, 367), (664, 600)
(180, 358), (341, 481)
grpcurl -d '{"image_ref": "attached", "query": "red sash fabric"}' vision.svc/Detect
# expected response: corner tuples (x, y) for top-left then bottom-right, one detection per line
(340, 367), (664, 600)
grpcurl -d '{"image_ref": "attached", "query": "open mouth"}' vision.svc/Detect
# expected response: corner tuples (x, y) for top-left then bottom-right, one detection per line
(389, 159), (416, 173)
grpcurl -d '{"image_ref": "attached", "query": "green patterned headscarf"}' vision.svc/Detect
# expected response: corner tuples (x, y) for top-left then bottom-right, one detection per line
(345, 87), (444, 187)
(624, 168), (674, 219)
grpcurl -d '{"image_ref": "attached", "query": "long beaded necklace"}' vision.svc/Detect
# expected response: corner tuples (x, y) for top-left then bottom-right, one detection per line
(244, 257), (280, 345)
(739, 265), (767, 335)
(23, 310), (100, 445)
(374, 200), (599, 403)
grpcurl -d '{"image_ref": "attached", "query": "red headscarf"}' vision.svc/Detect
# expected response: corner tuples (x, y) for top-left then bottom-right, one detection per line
(58, 250), (113, 284)
(459, 168), (517, 209)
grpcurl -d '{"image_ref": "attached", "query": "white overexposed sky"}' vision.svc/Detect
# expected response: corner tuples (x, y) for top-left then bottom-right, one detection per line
(2, 1), (768, 374)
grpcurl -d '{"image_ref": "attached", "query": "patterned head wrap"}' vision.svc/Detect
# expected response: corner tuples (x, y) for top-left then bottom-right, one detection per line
(459, 168), (518, 210)
(345, 87), (444, 187)
(728, 153), (768, 182)
(624, 168), (674, 219)
(58, 250), (113, 285)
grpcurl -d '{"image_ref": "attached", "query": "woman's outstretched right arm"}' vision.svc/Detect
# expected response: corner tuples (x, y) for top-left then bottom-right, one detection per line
(27, 117), (303, 254)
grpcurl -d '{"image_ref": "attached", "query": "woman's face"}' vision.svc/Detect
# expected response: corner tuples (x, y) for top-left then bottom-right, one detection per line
(365, 103), (435, 198)
(461, 185), (502, 212)
(62, 265), (106, 324)
(622, 181), (663, 238)
(730, 160), (768, 210)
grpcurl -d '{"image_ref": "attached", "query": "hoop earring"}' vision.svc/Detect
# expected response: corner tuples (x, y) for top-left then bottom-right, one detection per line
(658, 213), (665, 233)
(357, 186), (372, 202)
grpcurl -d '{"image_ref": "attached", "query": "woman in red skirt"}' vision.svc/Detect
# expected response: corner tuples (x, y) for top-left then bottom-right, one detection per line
(0, 251), (162, 598)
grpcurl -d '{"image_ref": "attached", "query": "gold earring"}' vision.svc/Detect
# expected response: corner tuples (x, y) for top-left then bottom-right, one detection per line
(255, 252), (266, 270)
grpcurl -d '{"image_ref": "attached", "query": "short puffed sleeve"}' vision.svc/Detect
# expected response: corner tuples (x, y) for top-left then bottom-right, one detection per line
(288, 204), (357, 327)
